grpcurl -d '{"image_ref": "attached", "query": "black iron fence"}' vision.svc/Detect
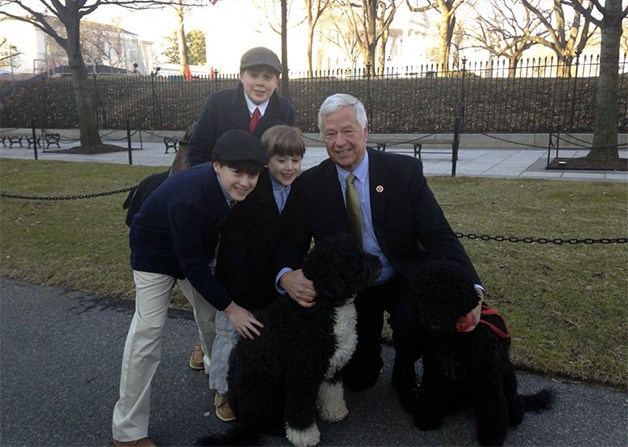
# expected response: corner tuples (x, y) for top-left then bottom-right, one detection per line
(1, 54), (626, 134)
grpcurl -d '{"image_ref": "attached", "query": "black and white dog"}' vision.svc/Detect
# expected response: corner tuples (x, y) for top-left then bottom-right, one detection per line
(409, 259), (554, 446)
(197, 233), (381, 447)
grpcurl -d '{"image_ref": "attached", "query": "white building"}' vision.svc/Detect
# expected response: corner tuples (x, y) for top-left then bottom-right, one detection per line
(0, 18), (155, 76)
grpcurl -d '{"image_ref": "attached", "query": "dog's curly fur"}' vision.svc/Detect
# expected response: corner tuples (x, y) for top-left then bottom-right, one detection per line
(409, 259), (554, 446)
(197, 233), (381, 447)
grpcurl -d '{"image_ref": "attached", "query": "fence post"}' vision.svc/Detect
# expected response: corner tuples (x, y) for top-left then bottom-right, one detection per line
(30, 118), (38, 160)
(569, 52), (581, 132)
(126, 119), (133, 166)
(451, 116), (460, 177)
(459, 57), (467, 133)
(150, 72), (163, 129)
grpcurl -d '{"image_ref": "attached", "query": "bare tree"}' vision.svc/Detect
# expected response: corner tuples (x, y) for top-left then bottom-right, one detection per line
(406, 0), (466, 73)
(319, 5), (361, 70)
(376, 0), (400, 73)
(563, 0), (628, 160)
(333, 0), (399, 75)
(465, 0), (546, 77)
(0, 0), (207, 153)
(521, 0), (596, 77)
(304, 0), (330, 74)
(84, 21), (123, 67)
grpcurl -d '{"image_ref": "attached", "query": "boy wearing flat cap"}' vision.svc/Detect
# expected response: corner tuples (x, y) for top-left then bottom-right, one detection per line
(112, 130), (268, 447)
(187, 46), (295, 166)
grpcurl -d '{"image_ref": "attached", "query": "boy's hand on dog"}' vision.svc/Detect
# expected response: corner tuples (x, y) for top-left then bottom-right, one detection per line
(224, 302), (264, 339)
(459, 287), (484, 333)
(279, 269), (317, 308)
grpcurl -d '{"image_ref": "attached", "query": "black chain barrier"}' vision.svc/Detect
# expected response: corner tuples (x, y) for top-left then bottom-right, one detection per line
(0, 187), (133, 201)
(456, 232), (627, 245)
(2, 191), (626, 245)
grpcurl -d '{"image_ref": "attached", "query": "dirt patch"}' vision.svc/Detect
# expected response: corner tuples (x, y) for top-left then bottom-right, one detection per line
(546, 157), (628, 171)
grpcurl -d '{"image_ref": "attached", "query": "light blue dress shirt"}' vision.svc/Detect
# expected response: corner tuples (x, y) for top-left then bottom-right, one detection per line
(270, 172), (290, 213)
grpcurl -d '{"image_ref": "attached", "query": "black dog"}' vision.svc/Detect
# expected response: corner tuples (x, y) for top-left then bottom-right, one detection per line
(409, 259), (554, 446)
(197, 233), (381, 447)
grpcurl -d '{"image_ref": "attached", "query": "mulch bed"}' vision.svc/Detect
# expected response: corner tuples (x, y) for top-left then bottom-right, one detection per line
(546, 157), (628, 171)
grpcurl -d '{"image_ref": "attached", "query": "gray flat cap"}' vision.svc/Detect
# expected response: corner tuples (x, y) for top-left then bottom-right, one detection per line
(240, 47), (282, 74)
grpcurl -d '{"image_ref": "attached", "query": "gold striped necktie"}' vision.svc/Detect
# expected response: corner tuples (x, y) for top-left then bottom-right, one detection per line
(345, 173), (362, 243)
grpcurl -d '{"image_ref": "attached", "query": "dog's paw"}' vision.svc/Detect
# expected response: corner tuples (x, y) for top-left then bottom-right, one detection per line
(317, 381), (348, 422)
(285, 423), (320, 447)
(318, 398), (348, 422)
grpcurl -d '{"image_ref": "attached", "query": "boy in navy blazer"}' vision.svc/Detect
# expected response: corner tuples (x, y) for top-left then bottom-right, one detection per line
(187, 46), (295, 166)
(112, 130), (268, 447)
(186, 46), (294, 373)
(209, 125), (306, 422)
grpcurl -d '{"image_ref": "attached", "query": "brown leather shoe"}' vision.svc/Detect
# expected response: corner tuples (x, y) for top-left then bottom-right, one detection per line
(214, 392), (236, 422)
(189, 343), (204, 370)
(112, 437), (156, 447)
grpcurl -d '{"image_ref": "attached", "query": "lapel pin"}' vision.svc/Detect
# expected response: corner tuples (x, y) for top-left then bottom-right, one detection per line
(376, 185), (384, 193)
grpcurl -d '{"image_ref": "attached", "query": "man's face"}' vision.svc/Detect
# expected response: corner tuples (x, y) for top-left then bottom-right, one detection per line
(267, 154), (302, 187)
(240, 67), (279, 105)
(213, 162), (260, 202)
(322, 105), (368, 171)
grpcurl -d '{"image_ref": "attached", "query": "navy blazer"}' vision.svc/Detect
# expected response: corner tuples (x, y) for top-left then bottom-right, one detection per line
(187, 83), (295, 166)
(129, 163), (233, 310)
(215, 169), (282, 310)
(276, 148), (480, 285)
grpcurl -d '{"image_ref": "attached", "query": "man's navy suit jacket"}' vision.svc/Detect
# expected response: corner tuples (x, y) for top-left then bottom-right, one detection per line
(276, 148), (480, 285)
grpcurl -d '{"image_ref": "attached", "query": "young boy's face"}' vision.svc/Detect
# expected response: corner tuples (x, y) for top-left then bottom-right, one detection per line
(267, 154), (302, 187)
(240, 67), (279, 105)
(213, 162), (260, 202)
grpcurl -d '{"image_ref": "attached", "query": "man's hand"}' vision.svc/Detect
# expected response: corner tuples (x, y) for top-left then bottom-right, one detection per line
(223, 302), (263, 339)
(459, 287), (484, 333)
(279, 269), (317, 308)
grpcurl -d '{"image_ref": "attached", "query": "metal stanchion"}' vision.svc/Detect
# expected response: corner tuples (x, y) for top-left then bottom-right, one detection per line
(126, 119), (133, 165)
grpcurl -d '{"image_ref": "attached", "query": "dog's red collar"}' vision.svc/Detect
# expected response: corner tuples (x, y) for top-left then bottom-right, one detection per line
(479, 306), (510, 339)
(456, 304), (510, 339)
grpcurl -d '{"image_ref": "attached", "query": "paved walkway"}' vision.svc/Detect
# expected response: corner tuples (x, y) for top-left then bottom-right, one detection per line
(1, 278), (626, 447)
(1, 135), (626, 182)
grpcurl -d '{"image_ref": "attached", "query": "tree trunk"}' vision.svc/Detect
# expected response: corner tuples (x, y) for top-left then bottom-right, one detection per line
(67, 16), (103, 152)
(438, 12), (454, 73)
(588, 0), (622, 160)
(281, 0), (290, 99)
(177, 1), (190, 77)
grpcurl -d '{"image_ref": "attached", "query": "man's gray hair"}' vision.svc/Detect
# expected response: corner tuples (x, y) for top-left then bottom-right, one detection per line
(317, 93), (368, 136)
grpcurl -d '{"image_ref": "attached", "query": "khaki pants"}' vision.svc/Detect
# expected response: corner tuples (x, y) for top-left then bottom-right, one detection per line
(112, 270), (216, 441)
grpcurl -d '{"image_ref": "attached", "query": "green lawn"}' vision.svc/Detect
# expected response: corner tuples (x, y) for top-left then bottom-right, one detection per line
(1, 159), (626, 389)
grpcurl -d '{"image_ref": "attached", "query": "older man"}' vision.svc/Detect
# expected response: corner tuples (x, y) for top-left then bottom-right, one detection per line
(275, 93), (484, 412)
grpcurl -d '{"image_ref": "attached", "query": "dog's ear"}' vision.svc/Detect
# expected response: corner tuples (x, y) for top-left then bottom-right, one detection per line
(410, 259), (479, 329)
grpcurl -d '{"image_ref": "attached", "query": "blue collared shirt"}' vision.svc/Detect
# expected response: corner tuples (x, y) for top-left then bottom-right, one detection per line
(270, 172), (290, 213)
(336, 151), (395, 285)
